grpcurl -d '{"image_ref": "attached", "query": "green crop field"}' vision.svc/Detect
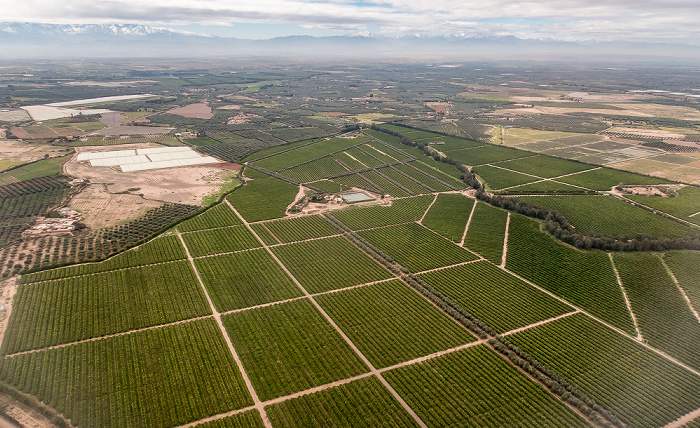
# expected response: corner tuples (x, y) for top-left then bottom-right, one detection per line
(377, 167), (431, 194)
(279, 156), (348, 183)
(266, 376), (419, 428)
(496, 179), (589, 195)
(393, 164), (454, 191)
(463, 202), (508, 264)
(344, 146), (385, 168)
(195, 249), (303, 312)
(358, 223), (478, 272)
(307, 179), (343, 193)
(262, 214), (340, 243)
(331, 173), (380, 193)
(181, 225), (261, 257)
(473, 164), (539, 190)
(509, 314), (700, 428)
(384, 345), (589, 427)
(272, 236), (393, 293)
(515, 195), (699, 238)
(193, 411), (265, 428)
(0, 319), (254, 428)
(20, 235), (187, 283)
(226, 177), (299, 222)
(333, 151), (366, 170)
(613, 252), (700, 370)
(417, 135), (484, 152)
(3, 261), (210, 354)
(222, 299), (368, 401)
(420, 261), (573, 333)
(421, 193), (475, 242)
(316, 280), (476, 368)
(446, 145), (531, 166)
(628, 186), (700, 226)
(330, 194), (433, 230)
(362, 144), (398, 163)
(411, 160), (464, 182)
(0, 155), (72, 186)
(664, 251), (700, 312)
(557, 167), (674, 190)
(495, 155), (596, 178)
(253, 138), (362, 171)
(360, 170), (410, 197)
(178, 203), (242, 232)
(506, 215), (636, 334)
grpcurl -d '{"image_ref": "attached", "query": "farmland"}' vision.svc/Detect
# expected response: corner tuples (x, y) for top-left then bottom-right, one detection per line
(2, 61), (700, 428)
(357, 223), (478, 272)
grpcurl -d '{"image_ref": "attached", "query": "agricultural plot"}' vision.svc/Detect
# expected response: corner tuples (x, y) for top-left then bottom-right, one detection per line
(0, 155), (72, 186)
(509, 313), (700, 428)
(240, 139), (316, 163)
(473, 165), (538, 190)
(363, 130), (427, 158)
(271, 236), (393, 293)
(497, 180), (589, 195)
(379, 125), (439, 140)
(421, 193), (474, 242)
(506, 215), (636, 334)
(377, 167), (431, 194)
(358, 223), (478, 272)
(3, 261), (210, 354)
(628, 186), (700, 226)
(393, 164), (454, 191)
(0, 319), (254, 428)
(222, 299), (368, 401)
(316, 280), (475, 368)
(262, 215), (340, 243)
(20, 235), (187, 283)
(226, 177), (298, 222)
(264, 126), (334, 142)
(330, 194), (433, 230)
(557, 167), (674, 190)
(181, 225), (261, 257)
(332, 174), (380, 193)
(253, 138), (362, 171)
(495, 155), (595, 178)
(307, 179), (343, 193)
(249, 223), (279, 245)
(463, 202), (508, 264)
(664, 251), (700, 312)
(194, 411), (265, 428)
(333, 151), (367, 170)
(410, 160), (465, 183)
(361, 144), (398, 164)
(195, 249), (302, 312)
(279, 156), (348, 183)
(613, 253), (700, 370)
(366, 141), (412, 161)
(384, 345), (589, 428)
(178, 202), (242, 232)
(515, 195), (699, 239)
(360, 171), (410, 197)
(344, 147), (385, 168)
(266, 376), (419, 428)
(420, 262), (573, 333)
(446, 145), (531, 166)
(416, 135), (485, 152)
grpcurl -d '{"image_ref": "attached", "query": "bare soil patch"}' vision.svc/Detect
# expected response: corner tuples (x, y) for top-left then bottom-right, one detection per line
(608, 127), (686, 139)
(203, 162), (241, 171)
(0, 392), (55, 428)
(167, 102), (213, 119)
(69, 183), (163, 228)
(0, 140), (68, 163)
(0, 277), (17, 351)
(96, 125), (173, 136)
(216, 105), (241, 110)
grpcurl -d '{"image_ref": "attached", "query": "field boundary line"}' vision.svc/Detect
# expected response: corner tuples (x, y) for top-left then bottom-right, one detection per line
(260, 222), (282, 244)
(500, 264), (700, 377)
(414, 259), (482, 275)
(689, 211), (700, 218)
(663, 406), (700, 428)
(261, 372), (374, 407)
(268, 233), (345, 248)
(174, 405), (257, 428)
(496, 178), (546, 192)
(486, 163), (545, 180)
(460, 199), (478, 246)
(659, 256), (700, 323)
(551, 166), (602, 179)
(4, 315), (213, 358)
(179, 222), (247, 235)
(501, 311), (580, 337)
(608, 253), (644, 340)
(228, 199), (427, 428)
(379, 340), (485, 373)
(178, 231), (273, 428)
(418, 193), (438, 224)
(500, 212), (511, 268)
(616, 194), (700, 229)
(193, 246), (262, 260)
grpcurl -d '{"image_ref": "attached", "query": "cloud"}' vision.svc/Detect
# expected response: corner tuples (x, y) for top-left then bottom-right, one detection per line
(1, 0), (699, 43)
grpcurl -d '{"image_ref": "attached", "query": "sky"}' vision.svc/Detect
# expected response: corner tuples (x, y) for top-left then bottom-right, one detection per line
(1, 0), (699, 44)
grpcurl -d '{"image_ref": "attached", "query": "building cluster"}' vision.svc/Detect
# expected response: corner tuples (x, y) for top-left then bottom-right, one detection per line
(23, 208), (81, 237)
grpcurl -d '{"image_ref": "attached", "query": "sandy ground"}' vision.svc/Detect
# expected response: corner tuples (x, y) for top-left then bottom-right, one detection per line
(610, 103), (700, 120)
(0, 393), (55, 428)
(95, 125), (174, 136)
(0, 277), (17, 352)
(21, 105), (112, 121)
(66, 144), (237, 206)
(69, 183), (163, 228)
(0, 110), (30, 122)
(167, 103), (213, 119)
(0, 140), (68, 163)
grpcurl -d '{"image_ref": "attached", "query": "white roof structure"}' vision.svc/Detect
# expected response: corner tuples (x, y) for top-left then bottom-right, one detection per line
(78, 147), (219, 172)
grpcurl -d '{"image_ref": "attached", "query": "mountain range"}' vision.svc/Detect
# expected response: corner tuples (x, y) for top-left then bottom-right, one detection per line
(1, 23), (698, 63)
